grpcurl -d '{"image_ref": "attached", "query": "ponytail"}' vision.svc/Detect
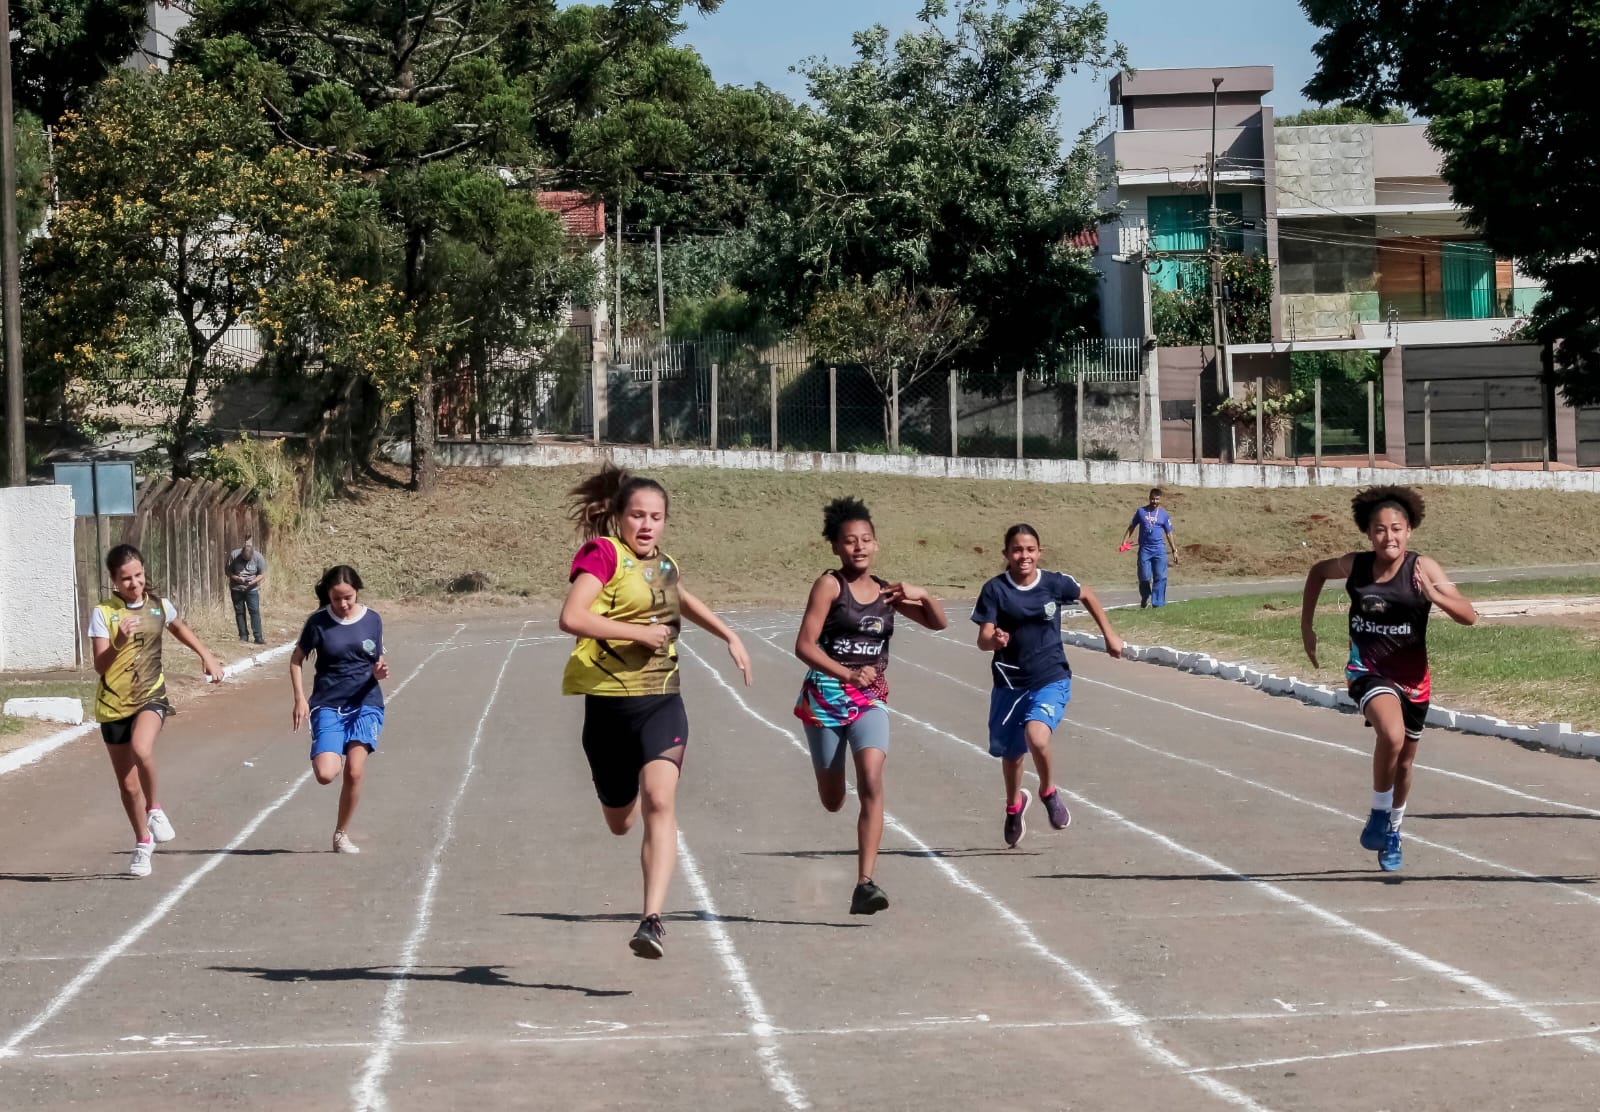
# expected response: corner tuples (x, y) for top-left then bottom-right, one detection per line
(567, 464), (670, 540)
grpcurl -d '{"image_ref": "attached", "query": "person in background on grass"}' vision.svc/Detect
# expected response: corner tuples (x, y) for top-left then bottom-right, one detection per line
(289, 566), (387, 855)
(1121, 487), (1178, 608)
(1301, 485), (1477, 873)
(792, 496), (947, 916)
(973, 525), (1123, 848)
(226, 537), (268, 645)
(88, 543), (225, 878)
(560, 464), (752, 959)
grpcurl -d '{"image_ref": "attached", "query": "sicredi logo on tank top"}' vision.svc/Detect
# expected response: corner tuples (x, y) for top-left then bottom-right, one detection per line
(829, 614), (887, 659)
(1351, 594), (1412, 637)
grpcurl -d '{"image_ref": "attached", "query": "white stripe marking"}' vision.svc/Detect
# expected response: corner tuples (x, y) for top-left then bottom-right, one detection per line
(350, 622), (530, 1112)
(683, 640), (1275, 1112)
(885, 702), (1600, 1058)
(0, 628), (465, 1060)
(676, 833), (810, 1110)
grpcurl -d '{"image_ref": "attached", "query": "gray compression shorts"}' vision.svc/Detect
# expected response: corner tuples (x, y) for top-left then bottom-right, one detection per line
(802, 705), (890, 772)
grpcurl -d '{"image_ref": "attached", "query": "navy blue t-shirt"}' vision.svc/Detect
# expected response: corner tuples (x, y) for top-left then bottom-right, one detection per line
(297, 607), (384, 710)
(971, 570), (1082, 690)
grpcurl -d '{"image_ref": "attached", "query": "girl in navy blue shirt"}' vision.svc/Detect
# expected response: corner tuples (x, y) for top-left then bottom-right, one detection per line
(972, 524), (1123, 848)
(289, 565), (388, 854)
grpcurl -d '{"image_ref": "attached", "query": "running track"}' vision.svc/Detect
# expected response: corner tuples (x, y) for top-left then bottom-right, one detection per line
(3, 609), (1600, 1110)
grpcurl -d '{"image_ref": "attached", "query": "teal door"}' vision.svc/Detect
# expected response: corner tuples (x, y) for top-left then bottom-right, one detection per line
(1441, 242), (1495, 319)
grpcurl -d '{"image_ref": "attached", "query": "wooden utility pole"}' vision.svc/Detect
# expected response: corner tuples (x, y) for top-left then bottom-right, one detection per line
(1, 5), (24, 485)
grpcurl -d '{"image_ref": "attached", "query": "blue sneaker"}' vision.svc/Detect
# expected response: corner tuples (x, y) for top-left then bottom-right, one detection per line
(1359, 809), (1390, 851)
(1378, 829), (1403, 872)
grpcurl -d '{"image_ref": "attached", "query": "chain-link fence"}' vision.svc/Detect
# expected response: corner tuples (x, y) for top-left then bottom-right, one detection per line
(1281, 375), (1387, 464)
(436, 327), (594, 440)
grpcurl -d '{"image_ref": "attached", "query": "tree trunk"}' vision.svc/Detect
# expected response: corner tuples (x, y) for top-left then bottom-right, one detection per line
(411, 364), (438, 492)
(169, 352), (206, 480)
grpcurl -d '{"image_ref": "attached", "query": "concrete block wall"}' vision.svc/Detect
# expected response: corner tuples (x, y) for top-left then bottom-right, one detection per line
(1275, 124), (1376, 209)
(0, 486), (79, 672)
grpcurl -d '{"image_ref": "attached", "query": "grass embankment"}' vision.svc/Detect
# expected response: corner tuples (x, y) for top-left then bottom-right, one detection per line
(1083, 579), (1600, 730)
(291, 463), (1600, 608)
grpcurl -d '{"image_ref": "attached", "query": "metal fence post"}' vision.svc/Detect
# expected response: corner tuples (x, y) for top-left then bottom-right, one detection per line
(828, 366), (838, 454)
(591, 357), (603, 446)
(1193, 374), (1202, 463)
(650, 365), (660, 449)
(891, 364), (901, 452)
(1075, 376), (1085, 460)
(1016, 369), (1024, 460)
(770, 364), (779, 453)
(1135, 373), (1145, 462)
(1483, 380), (1492, 467)
(1313, 375), (1322, 468)
(1366, 380), (1376, 470)
(1255, 376), (1265, 463)
(710, 362), (719, 451)
(1423, 379), (1432, 468)
(949, 368), (958, 458)
(1542, 376), (1552, 471)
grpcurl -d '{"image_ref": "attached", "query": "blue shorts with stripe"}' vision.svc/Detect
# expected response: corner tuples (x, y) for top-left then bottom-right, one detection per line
(987, 679), (1072, 760)
(309, 704), (384, 761)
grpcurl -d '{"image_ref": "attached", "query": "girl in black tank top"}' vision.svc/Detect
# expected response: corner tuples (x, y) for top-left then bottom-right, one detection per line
(1301, 486), (1478, 874)
(792, 498), (948, 916)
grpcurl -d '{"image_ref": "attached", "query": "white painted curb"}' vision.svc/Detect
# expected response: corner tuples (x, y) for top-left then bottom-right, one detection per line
(0, 641), (297, 778)
(2, 697), (84, 725)
(1065, 630), (1600, 760)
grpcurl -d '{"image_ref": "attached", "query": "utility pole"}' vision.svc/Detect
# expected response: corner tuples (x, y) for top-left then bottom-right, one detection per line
(1206, 75), (1237, 461)
(614, 195), (624, 353)
(1, 13), (24, 485)
(654, 225), (665, 331)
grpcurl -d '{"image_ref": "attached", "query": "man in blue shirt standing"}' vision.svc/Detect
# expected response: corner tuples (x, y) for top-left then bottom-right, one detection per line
(1121, 487), (1178, 607)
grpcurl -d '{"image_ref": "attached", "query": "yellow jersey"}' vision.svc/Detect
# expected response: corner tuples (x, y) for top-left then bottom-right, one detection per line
(562, 537), (682, 697)
(90, 595), (174, 721)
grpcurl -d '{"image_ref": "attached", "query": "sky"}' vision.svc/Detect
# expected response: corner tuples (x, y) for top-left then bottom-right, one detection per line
(671, 0), (1326, 134)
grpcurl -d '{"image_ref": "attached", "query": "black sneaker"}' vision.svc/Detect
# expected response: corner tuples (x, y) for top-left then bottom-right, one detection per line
(1004, 789), (1031, 848)
(850, 879), (890, 915)
(629, 914), (665, 959)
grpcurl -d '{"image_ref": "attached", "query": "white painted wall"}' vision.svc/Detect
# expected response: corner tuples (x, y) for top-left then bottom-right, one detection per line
(0, 486), (79, 672)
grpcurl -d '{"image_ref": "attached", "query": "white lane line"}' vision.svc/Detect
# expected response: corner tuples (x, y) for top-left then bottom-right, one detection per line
(683, 640), (1275, 1112)
(881, 647), (1600, 910)
(885, 702), (1600, 1059)
(677, 833), (810, 1111)
(350, 622), (530, 1112)
(1192, 1023), (1600, 1075)
(0, 627), (466, 1062)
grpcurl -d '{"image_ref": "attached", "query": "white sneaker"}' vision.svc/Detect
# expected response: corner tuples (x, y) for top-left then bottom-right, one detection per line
(129, 842), (154, 878)
(147, 809), (176, 843)
(332, 831), (361, 855)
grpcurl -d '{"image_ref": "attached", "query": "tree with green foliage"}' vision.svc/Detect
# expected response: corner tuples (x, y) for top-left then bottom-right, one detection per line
(1301, 0), (1600, 402)
(26, 70), (373, 478)
(1276, 103), (1407, 127)
(12, 0), (149, 125)
(1150, 253), (1274, 347)
(748, 0), (1123, 373)
(182, 0), (720, 490)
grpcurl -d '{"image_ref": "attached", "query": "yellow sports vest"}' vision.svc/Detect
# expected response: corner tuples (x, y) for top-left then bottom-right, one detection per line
(94, 596), (172, 721)
(562, 537), (682, 697)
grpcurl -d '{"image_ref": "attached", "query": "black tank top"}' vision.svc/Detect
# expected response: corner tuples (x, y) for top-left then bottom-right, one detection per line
(818, 571), (895, 671)
(1345, 550), (1431, 698)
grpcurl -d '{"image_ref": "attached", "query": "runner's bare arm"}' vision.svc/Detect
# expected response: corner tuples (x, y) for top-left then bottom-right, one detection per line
(679, 586), (753, 685)
(167, 615), (225, 682)
(883, 582), (949, 631)
(1415, 556), (1478, 626)
(976, 622), (1008, 651)
(1077, 586), (1124, 658)
(1300, 553), (1354, 667)
(289, 646), (310, 731)
(794, 574), (862, 683)
(559, 571), (669, 650)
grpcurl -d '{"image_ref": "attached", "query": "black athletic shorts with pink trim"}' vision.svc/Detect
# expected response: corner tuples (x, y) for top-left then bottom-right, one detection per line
(581, 693), (689, 808)
(1349, 674), (1429, 741)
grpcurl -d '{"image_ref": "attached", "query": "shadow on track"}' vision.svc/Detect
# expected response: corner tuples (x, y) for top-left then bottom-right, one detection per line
(1416, 811), (1600, 822)
(211, 964), (630, 997)
(745, 848), (1039, 861)
(1036, 869), (1599, 885)
(507, 910), (863, 929)
(156, 848), (317, 856)
(0, 871), (126, 883)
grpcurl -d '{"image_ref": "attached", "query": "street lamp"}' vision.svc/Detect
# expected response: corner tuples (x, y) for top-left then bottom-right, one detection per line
(0, 14), (23, 485)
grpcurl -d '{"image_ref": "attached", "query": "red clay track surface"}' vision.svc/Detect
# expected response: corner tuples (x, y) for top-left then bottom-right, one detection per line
(3, 610), (1600, 1111)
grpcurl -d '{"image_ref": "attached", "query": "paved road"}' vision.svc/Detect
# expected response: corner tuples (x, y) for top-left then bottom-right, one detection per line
(4, 609), (1600, 1110)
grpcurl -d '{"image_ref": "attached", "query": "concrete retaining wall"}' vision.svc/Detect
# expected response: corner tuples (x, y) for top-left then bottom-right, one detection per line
(389, 439), (1600, 494)
(0, 485), (79, 671)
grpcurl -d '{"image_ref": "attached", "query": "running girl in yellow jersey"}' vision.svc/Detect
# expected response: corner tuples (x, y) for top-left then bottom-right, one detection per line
(560, 465), (752, 958)
(87, 544), (225, 877)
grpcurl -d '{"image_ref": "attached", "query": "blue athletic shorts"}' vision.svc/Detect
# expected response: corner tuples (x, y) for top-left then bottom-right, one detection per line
(987, 679), (1072, 760)
(309, 705), (384, 761)
(803, 705), (890, 772)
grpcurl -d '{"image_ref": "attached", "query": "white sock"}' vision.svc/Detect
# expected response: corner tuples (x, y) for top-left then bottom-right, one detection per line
(1372, 789), (1394, 812)
(1389, 804), (1406, 832)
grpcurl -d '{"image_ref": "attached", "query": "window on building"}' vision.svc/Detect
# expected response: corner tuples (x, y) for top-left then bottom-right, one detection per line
(1147, 193), (1244, 291)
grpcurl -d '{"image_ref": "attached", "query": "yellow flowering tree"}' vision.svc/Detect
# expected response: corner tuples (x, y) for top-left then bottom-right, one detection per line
(27, 68), (355, 477)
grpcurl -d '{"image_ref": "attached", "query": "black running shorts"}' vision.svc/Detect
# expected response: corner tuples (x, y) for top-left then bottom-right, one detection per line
(1349, 675), (1429, 741)
(581, 694), (689, 808)
(100, 702), (169, 746)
